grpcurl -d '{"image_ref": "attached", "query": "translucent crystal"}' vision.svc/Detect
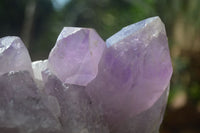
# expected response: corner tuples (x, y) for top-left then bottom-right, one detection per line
(32, 60), (48, 81)
(48, 27), (105, 86)
(0, 36), (33, 76)
(32, 60), (48, 88)
(86, 16), (173, 132)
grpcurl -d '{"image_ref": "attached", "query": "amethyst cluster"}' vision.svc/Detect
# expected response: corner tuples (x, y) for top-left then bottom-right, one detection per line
(0, 16), (172, 133)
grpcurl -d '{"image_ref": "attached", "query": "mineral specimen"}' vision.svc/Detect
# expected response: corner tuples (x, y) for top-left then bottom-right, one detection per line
(0, 16), (173, 133)
(48, 27), (105, 86)
(86, 16), (173, 133)
(0, 36), (33, 76)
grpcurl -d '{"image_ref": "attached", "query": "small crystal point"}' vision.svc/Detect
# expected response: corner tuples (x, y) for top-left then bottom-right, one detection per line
(48, 27), (106, 86)
(86, 16), (173, 132)
(32, 60), (48, 89)
(0, 36), (33, 76)
(32, 60), (48, 81)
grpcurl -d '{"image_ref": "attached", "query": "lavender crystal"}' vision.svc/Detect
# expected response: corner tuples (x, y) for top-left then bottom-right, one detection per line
(86, 16), (172, 133)
(0, 36), (33, 76)
(48, 27), (105, 86)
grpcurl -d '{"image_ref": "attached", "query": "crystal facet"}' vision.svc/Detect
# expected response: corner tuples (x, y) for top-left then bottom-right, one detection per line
(86, 16), (173, 132)
(48, 27), (105, 86)
(0, 36), (33, 76)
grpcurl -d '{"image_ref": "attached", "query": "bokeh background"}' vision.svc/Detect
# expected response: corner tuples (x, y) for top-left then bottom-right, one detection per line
(0, 0), (200, 132)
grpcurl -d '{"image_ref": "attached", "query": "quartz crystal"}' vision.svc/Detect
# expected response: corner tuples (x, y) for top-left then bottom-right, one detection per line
(86, 16), (173, 133)
(32, 60), (48, 81)
(32, 60), (48, 88)
(0, 16), (173, 133)
(48, 27), (105, 86)
(0, 36), (33, 76)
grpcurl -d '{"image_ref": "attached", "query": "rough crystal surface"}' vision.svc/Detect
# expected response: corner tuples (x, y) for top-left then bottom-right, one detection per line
(0, 71), (62, 133)
(86, 16), (173, 132)
(48, 27), (105, 86)
(44, 72), (109, 133)
(0, 36), (33, 76)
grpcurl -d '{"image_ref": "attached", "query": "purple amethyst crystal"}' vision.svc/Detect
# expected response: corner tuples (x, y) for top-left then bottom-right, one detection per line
(0, 16), (173, 133)
(48, 27), (105, 86)
(0, 36), (33, 76)
(86, 16), (173, 132)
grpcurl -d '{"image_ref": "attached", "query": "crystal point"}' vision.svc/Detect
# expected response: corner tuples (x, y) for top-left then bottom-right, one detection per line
(0, 36), (33, 76)
(32, 60), (48, 89)
(48, 27), (105, 86)
(86, 16), (173, 132)
(32, 60), (48, 81)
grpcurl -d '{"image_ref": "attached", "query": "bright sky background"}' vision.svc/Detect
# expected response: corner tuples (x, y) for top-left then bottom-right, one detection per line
(51, 0), (71, 10)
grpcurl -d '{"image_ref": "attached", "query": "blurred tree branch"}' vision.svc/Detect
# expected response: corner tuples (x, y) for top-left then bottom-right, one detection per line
(21, 0), (36, 49)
